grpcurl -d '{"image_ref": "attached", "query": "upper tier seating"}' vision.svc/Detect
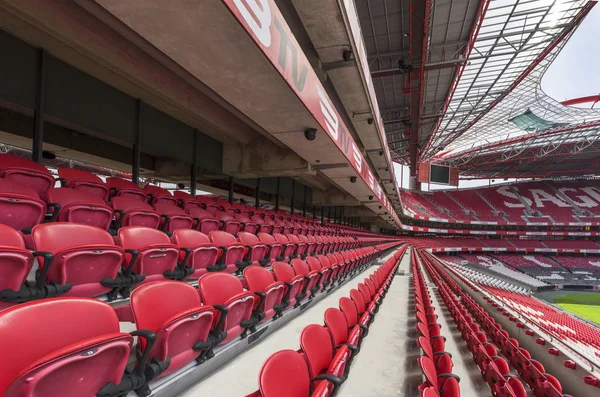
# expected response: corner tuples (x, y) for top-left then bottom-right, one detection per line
(401, 180), (600, 225)
(551, 256), (600, 270)
(460, 254), (547, 287)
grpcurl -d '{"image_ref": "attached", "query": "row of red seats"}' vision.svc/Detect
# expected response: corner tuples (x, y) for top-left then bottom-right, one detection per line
(0, 154), (392, 241)
(0, 240), (400, 397)
(0, 223), (378, 308)
(411, 249), (460, 397)
(245, 246), (406, 396)
(420, 250), (571, 397)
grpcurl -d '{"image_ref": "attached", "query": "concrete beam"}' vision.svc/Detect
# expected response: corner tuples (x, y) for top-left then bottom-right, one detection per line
(312, 190), (360, 206)
(222, 142), (313, 179)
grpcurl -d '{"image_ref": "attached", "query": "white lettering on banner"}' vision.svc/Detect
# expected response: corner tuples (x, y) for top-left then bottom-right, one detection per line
(316, 86), (339, 140)
(351, 142), (362, 173)
(233, 0), (272, 47)
(368, 171), (375, 189)
(581, 187), (600, 205)
(529, 189), (570, 208)
(496, 186), (530, 208)
(558, 188), (598, 208)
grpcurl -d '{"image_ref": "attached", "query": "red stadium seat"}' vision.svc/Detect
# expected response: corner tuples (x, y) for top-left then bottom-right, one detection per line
(57, 168), (109, 201)
(170, 229), (219, 279)
(198, 273), (255, 344)
(258, 232), (284, 264)
(417, 356), (460, 397)
(47, 188), (113, 230)
(189, 207), (220, 235)
(252, 214), (273, 234)
(238, 231), (269, 267)
(110, 196), (161, 229)
(324, 307), (360, 353)
(106, 177), (146, 201)
(216, 211), (241, 235)
(244, 266), (286, 323)
(196, 196), (220, 215)
(0, 178), (46, 231)
(209, 230), (245, 273)
(339, 296), (369, 338)
(292, 258), (321, 298)
(272, 261), (306, 309)
(154, 202), (194, 233)
(307, 256), (331, 291)
(144, 185), (177, 206)
(173, 190), (204, 212)
(246, 350), (332, 397)
(0, 154), (54, 200)
(300, 324), (348, 393)
(0, 297), (164, 397)
(236, 213), (259, 234)
(130, 281), (214, 377)
(0, 225), (34, 308)
(117, 226), (192, 285)
(31, 223), (138, 300)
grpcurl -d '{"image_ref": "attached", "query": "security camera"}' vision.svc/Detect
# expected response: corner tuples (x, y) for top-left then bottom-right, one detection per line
(379, 206), (382, 209)
(379, 151), (384, 156)
(304, 128), (317, 141)
(350, 176), (357, 183)
(385, 167), (389, 172)
(343, 50), (353, 61)
(367, 118), (374, 125)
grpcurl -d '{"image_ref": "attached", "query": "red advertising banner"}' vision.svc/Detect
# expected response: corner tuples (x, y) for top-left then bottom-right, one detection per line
(220, 0), (399, 225)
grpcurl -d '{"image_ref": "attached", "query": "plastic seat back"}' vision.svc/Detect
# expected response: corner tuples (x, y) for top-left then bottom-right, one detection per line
(171, 229), (218, 278)
(0, 154), (54, 200)
(244, 266), (285, 322)
(239, 231), (268, 265)
(258, 232), (284, 261)
(189, 207), (220, 234)
(130, 281), (213, 376)
(274, 233), (296, 259)
(117, 226), (179, 284)
(272, 262), (305, 308)
(216, 211), (241, 235)
(324, 308), (350, 346)
(154, 202), (194, 232)
(144, 185), (177, 206)
(196, 196), (220, 214)
(0, 298), (132, 397)
(32, 223), (125, 298)
(173, 190), (203, 212)
(47, 188), (113, 230)
(0, 225), (33, 294)
(111, 196), (160, 229)
(106, 177), (146, 201)
(0, 178), (46, 231)
(209, 230), (245, 273)
(339, 296), (359, 327)
(198, 273), (254, 344)
(254, 350), (311, 397)
(57, 168), (109, 201)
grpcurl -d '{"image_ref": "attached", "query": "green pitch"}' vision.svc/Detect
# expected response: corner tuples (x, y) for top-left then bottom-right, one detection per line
(554, 294), (600, 326)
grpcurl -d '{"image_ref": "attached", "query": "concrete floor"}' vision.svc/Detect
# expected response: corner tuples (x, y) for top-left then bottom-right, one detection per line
(338, 248), (417, 396)
(178, 248), (402, 397)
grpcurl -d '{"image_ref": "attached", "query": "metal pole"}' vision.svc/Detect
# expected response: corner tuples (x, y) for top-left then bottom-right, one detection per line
(275, 177), (280, 211)
(302, 185), (307, 217)
(191, 129), (197, 196)
(327, 206), (331, 223)
(290, 179), (295, 215)
(32, 49), (46, 163)
(255, 178), (261, 208)
(132, 99), (141, 184)
(228, 176), (234, 204)
(320, 206), (324, 224)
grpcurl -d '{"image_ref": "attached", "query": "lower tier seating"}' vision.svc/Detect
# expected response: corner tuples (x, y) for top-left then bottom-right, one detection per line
(0, 236), (401, 397)
(419, 250), (573, 397)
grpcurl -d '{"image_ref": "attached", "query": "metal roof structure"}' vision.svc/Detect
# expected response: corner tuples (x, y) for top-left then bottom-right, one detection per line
(357, 0), (599, 180)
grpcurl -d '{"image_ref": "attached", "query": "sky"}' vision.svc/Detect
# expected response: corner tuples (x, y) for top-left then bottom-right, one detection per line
(396, 5), (600, 191)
